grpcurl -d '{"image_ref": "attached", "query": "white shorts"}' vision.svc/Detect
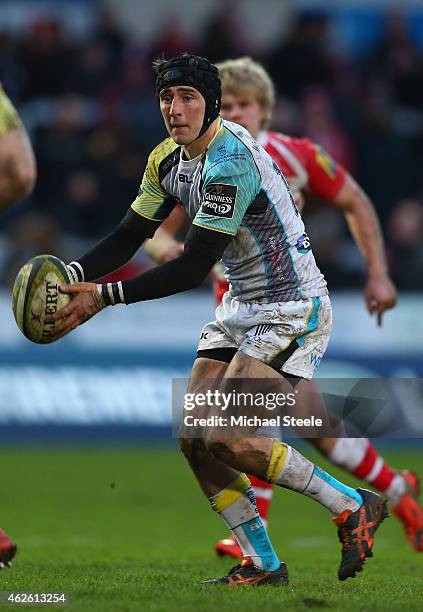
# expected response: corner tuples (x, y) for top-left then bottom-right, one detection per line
(197, 293), (332, 380)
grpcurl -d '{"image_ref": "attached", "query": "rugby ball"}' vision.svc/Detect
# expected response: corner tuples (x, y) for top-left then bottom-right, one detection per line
(12, 254), (72, 344)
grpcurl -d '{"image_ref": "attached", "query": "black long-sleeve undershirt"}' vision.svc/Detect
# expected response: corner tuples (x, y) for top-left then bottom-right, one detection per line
(73, 208), (234, 304)
(121, 244), (217, 304)
(120, 222), (234, 303)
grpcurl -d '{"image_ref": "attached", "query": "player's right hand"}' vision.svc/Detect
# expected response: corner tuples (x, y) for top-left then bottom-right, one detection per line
(365, 273), (398, 326)
(45, 282), (106, 340)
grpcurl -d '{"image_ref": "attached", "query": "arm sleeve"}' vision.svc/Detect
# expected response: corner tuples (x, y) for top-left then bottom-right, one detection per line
(301, 139), (346, 201)
(122, 241), (219, 304)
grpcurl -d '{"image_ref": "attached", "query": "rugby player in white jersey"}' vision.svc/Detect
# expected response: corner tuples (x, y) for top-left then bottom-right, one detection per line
(146, 57), (423, 557)
(47, 54), (389, 585)
(213, 57), (422, 557)
(0, 84), (37, 566)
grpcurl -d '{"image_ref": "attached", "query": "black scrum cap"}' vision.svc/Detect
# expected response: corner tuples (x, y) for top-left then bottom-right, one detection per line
(156, 53), (221, 139)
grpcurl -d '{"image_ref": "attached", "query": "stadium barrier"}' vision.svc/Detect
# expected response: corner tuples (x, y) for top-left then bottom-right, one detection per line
(1, 290), (422, 438)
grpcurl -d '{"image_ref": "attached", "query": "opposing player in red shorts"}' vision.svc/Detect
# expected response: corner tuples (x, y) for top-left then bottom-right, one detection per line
(144, 57), (423, 555)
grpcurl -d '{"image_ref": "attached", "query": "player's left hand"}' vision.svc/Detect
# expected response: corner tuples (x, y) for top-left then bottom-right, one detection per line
(45, 282), (106, 340)
(365, 273), (397, 326)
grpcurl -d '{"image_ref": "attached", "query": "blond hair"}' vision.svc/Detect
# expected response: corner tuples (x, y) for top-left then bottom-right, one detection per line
(216, 57), (275, 129)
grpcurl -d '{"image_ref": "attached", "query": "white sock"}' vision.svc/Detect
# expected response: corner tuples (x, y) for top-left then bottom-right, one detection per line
(328, 438), (369, 471)
(268, 441), (362, 515)
(384, 473), (407, 505)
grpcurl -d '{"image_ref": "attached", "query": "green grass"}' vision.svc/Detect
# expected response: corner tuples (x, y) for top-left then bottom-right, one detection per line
(0, 445), (422, 611)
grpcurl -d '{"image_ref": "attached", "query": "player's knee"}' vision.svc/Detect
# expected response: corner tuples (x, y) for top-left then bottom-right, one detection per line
(204, 434), (234, 461)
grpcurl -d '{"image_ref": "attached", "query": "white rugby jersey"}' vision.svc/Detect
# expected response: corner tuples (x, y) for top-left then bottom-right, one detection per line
(131, 119), (327, 303)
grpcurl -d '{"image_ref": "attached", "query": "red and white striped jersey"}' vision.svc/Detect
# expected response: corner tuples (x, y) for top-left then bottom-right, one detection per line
(213, 130), (347, 303)
(256, 130), (346, 212)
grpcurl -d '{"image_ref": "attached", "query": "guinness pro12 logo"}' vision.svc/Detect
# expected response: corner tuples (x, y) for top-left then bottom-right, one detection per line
(201, 183), (237, 218)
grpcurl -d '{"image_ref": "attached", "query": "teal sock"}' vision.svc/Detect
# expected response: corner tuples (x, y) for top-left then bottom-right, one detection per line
(209, 474), (281, 571)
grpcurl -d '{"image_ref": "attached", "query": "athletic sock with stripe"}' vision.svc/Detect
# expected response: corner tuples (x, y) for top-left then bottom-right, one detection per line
(266, 440), (363, 515)
(209, 473), (281, 571)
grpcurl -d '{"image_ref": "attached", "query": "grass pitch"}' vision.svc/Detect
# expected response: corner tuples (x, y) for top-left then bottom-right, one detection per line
(0, 445), (422, 611)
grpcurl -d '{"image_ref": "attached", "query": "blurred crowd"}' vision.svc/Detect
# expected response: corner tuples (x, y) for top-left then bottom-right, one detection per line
(0, 4), (422, 290)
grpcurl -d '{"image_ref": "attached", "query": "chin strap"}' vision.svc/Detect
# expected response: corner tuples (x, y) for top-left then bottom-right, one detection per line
(184, 119), (221, 152)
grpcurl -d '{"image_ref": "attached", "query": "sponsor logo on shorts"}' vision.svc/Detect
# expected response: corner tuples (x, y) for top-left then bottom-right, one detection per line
(254, 324), (273, 336)
(201, 183), (237, 218)
(310, 352), (322, 367)
(295, 233), (311, 254)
